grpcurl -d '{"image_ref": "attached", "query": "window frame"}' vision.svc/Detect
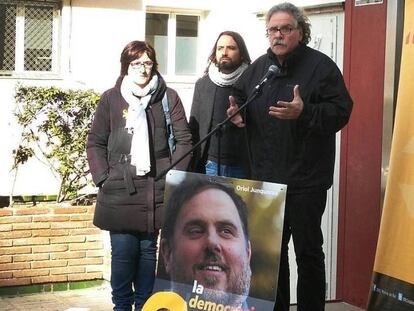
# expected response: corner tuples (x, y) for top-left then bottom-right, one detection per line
(0, 1), (61, 79)
(145, 8), (201, 83)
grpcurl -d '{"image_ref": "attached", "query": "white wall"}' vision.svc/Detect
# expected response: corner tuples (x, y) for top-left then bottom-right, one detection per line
(0, 80), (23, 197)
(286, 11), (345, 303)
(0, 79), (88, 197)
(0, 0), (147, 196)
(66, 0), (146, 92)
(0, 0), (345, 303)
(0, 0), (345, 198)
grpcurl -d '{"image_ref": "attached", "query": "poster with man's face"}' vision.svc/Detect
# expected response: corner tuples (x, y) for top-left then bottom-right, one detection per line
(146, 170), (286, 311)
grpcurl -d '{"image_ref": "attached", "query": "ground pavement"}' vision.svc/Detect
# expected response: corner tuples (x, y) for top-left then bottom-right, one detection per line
(0, 283), (364, 311)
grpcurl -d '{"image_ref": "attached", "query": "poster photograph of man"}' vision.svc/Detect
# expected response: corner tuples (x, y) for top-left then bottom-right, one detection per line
(150, 170), (287, 311)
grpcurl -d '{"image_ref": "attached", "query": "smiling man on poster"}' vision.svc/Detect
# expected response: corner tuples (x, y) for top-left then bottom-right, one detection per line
(160, 177), (252, 310)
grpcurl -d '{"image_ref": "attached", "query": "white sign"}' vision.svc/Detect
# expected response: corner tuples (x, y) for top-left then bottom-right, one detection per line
(355, 0), (383, 6)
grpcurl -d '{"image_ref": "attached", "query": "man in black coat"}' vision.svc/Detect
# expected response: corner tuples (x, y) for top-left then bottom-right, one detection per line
(227, 3), (353, 311)
(190, 31), (251, 177)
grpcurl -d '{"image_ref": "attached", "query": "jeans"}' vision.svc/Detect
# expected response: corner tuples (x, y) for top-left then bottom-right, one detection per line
(110, 231), (158, 311)
(205, 160), (246, 178)
(274, 190), (327, 311)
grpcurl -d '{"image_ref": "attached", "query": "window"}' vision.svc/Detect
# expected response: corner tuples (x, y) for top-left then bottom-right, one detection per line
(0, 1), (60, 77)
(145, 12), (199, 77)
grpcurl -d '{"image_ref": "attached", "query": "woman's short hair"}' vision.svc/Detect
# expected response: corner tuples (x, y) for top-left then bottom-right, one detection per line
(120, 40), (158, 76)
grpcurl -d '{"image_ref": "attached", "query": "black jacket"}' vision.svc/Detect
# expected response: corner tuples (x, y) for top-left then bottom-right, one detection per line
(233, 44), (353, 192)
(189, 75), (247, 172)
(189, 75), (215, 172)
(87, 74), (192, 232)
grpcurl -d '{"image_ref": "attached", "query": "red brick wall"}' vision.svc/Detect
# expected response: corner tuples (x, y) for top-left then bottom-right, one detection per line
(0, 205), (107, 287)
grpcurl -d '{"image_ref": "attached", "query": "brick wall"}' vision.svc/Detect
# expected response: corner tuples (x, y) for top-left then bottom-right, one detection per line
(0, 204), (109, 287)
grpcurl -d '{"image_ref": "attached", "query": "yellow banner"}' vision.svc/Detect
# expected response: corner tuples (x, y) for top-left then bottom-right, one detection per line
(373, 0), (414, 283)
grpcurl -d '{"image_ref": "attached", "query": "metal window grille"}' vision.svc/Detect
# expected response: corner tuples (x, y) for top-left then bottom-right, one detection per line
(24, 5), (53, 71)
(0, 2), (58, 74)
(0, 4), (16, 71)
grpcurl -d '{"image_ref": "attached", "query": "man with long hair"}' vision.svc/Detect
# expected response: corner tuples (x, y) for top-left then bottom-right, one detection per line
(190, 31), (251, 178)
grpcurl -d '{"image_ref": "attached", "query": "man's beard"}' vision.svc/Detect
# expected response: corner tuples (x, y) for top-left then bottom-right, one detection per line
(200, 266), (251, 306)
(169, 250), (251, 307)
(217, 59), (241, 73)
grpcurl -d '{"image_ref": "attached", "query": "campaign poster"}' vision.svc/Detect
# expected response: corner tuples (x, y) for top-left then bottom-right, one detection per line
(145, 170), (286, 311)
(367, 1), (414, 310)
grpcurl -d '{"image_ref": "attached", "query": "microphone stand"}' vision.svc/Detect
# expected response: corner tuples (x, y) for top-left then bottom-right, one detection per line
(214, 72), (275, 176)
(155, 83), (266, 181)
(216, 125), (223, 176)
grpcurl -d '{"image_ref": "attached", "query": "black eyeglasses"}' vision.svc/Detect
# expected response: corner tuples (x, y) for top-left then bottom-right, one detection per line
(266, 25), (296, 36)
(130, 61), (154, 69)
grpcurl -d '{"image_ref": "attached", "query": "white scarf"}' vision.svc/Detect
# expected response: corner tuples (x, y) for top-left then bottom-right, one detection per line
(120, 74), (159, 175)
(208, 62), (249, 87)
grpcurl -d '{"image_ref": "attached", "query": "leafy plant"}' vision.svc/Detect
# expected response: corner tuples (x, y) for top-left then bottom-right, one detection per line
(13, 85), (100, 203)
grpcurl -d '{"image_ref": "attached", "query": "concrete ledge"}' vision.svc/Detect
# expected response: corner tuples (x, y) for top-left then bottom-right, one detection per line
(0, 279), (105, 296)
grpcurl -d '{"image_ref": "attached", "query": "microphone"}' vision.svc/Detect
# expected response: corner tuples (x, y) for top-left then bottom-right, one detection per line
(254, 65), (280, 91)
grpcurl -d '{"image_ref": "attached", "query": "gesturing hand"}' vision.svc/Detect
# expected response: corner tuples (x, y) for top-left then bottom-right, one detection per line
(269, 85), (304, 120)
(227, 95), (245, 128)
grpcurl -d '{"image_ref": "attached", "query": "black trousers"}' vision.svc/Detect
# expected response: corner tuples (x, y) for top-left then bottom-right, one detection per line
(274, 190), (327, 311)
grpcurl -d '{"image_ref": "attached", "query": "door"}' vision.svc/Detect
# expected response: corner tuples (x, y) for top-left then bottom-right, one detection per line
(288, 11), (344, 303)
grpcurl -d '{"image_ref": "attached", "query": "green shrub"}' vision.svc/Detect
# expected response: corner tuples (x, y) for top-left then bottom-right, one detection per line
(13, 85), (100, 203)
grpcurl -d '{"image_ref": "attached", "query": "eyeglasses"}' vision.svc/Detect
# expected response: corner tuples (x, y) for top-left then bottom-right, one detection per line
(130, 61), (154, 69)
(266, 25), (296, 36)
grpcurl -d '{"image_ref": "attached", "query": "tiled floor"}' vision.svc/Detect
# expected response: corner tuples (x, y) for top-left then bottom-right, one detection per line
(0, 284), (364, 311)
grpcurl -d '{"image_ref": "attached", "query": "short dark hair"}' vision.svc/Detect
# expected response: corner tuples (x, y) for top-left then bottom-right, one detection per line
(207, 31), (251, 67)
(120, 40), (158, 76)
(162, 178), (249, 246)
(266, 2), (311, 45)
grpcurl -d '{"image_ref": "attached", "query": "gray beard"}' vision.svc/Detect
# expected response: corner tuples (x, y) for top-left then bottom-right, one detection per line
(169, 259), (251, 307)
(200, 283), (250, 307)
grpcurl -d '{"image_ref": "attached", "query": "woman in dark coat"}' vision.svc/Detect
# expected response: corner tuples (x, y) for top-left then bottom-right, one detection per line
(86, 40), (192, 311)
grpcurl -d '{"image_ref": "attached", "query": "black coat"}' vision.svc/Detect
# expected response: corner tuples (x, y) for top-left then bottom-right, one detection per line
(189, 75), (247, 172)
(233, 44), (353, 192)
(189, 75), (215, 172)
(87, 74), (192, 232)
